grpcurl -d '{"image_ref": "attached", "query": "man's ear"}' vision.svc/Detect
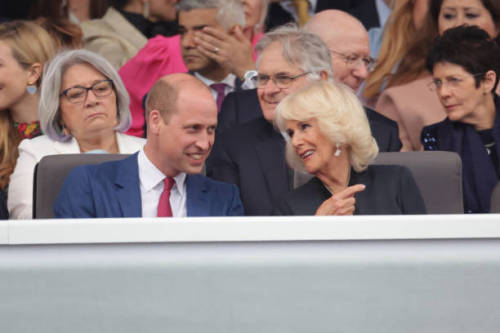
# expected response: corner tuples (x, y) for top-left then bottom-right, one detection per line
(147, 109), (164, 135)
(27, 62), (42, 85)
(482, 70), (497, 94)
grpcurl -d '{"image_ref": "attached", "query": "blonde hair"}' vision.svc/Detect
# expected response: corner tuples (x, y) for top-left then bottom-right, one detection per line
(0, 21), (58, 189)
(275, 81), (379, 173)
(363, 0), (437, 101)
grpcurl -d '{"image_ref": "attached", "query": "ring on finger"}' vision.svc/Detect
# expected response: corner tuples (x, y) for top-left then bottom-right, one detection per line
(214, 47), (219, 54)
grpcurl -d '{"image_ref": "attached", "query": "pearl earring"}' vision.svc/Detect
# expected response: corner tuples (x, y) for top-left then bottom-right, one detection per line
(334, 143), (341, 157)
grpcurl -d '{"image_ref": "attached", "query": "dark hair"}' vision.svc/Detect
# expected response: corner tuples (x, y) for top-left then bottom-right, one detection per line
(427, 25), (500, 91)
(110, 0), (129, 10)
(429, 0), (500, 28)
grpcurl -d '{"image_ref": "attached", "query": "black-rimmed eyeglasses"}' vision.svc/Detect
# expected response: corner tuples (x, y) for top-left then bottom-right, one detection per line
(59, 79), (114, 104)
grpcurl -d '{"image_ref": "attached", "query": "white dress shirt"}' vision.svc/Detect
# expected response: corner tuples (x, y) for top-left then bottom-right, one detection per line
(194, 72), (237, 101)
(137, 149), (187, 217)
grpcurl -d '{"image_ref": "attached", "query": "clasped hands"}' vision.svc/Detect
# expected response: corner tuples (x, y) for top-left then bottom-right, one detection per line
(193, 25), (256, 80)
(315, 184), (366, 216)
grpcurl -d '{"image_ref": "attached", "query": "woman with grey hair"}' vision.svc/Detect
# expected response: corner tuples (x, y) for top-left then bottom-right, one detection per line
(274, 80), (425, 215)
(8, 49), (145, 219)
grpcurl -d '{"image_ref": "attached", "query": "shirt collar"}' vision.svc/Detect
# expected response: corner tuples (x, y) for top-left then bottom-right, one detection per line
(194, 72), (237, 89)
(138, 148), (187, 192)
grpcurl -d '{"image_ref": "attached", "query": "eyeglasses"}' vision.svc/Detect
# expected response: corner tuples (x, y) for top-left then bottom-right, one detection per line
(60, 79), (114, 104)
(428, 73), (485, 92)
(330, 50), (376, 71)
(251, 72), (310, 89)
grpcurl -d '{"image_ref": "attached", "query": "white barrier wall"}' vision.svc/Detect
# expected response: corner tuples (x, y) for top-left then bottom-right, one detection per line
(1, 215), (500, 333)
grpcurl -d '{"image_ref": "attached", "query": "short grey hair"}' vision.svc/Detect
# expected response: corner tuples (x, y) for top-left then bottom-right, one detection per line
(275, 80), (378, 172)
(255, 24), (333, 79)
(39, 49), (132, 142)
(177, 0), (245, 30)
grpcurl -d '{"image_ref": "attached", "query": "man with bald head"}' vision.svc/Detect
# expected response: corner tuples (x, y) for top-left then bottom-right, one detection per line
(305, 10), (372, 92)
(55, 73), (244, 218)
(305, 10), (401, 151)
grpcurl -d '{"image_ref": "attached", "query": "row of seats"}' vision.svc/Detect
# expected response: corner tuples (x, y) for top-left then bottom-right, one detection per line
(33, 151), (500, 218)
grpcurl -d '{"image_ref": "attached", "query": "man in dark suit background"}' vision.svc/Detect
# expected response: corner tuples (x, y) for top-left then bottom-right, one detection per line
(206, 25), (333, 215)
(217, 11), (401, 151)
(55, 74), (244, 218)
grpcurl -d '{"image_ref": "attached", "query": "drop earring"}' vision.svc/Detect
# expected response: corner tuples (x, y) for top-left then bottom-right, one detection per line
(27, 85), (37, 95)
(334, 143), (341, 157)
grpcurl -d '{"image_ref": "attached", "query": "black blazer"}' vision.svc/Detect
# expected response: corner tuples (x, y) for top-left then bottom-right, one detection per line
(274, 165), (426, 215)
(206, 118), (290, 216)
(218, 89), (401, 152)
(265, 0), (379, 31)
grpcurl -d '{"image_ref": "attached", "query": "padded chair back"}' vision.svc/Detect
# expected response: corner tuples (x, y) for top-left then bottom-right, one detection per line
(33, 154), (130, 219)
(490, 182), (500, 213)
(293, 151), (463, 214)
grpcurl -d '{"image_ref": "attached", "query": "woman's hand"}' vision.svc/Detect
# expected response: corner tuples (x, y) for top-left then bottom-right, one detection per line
(194, 25), (255, 80)
(315, 184), (366, 216)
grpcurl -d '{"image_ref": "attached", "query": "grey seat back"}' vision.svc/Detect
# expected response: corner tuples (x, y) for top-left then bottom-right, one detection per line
(490, 182), (500, 213)
(33, 154), (130, 219)
(294, 151), (463, 214)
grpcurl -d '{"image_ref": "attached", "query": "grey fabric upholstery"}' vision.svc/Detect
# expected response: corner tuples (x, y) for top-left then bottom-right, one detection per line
(293, 151), (463, 214)
(33, 154), (130, 219)
(490, 182), (500, 213)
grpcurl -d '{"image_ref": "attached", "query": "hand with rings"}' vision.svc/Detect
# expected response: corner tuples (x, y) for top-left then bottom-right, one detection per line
(194, 25), (255, 80)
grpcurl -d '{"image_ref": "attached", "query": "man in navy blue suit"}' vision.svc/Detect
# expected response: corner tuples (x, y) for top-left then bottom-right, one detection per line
(54, 74), (244, 218)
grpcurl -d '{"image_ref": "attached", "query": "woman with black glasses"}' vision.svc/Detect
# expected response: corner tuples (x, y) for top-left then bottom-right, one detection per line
(422, 25), (500, 213)
(8, 49), (145, 219)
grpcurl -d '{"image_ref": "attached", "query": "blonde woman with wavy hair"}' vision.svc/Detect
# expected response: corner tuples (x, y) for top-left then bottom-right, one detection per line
(274, 80), (425, 216)
(0, 21), (57, 194)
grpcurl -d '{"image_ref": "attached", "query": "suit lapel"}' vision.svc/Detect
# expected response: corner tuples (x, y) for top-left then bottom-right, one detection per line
(53, 137), (81, 153)
(254, 122), (289, 203)
(113, 153), (142, 217)
(185, 174), (209, 216)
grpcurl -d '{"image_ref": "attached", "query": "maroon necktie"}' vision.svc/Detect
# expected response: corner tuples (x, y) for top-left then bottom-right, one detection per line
(157, 177), (175, 217)
(210, 83), (227, 112)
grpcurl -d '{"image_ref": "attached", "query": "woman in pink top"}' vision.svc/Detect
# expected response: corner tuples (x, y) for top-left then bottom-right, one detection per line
(119, 0), (268, 138)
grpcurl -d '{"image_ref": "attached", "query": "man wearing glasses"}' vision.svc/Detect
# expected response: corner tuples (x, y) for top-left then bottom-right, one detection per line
(206, 25), (332, 215)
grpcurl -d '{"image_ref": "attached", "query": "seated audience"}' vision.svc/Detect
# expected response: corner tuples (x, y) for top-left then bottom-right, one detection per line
(8, 50), (146, 219)
(0, 21), (58, 219)
(81, 0), (178, 69)
(367, 0), (499, 151)
(54, 73), (244, 218)
(218, 12), (401, 151)
(119, 0), (266, 137)
(274, 80), (426, 215)
(422, 25), (500, 213)
(206, 25), (333, 215)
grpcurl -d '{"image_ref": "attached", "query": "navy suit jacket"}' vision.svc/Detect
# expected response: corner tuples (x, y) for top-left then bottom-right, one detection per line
(207, 118), (289, 216)
(218, 89), (401, 152)
(54, 153), (244, 218)
(273, 165), (426, 215)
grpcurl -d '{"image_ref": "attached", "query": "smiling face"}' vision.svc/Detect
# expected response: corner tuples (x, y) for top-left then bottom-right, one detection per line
(0, 41), (31, 111)
(432, 61), (491, 124)
(154, 87), (217, 176)
(257, 41), (310, 122)
(285, 117), (336, 176)
(438, 0), (497, 37)
(179, 8), (221, 76)
(59, 63), (118, 141)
